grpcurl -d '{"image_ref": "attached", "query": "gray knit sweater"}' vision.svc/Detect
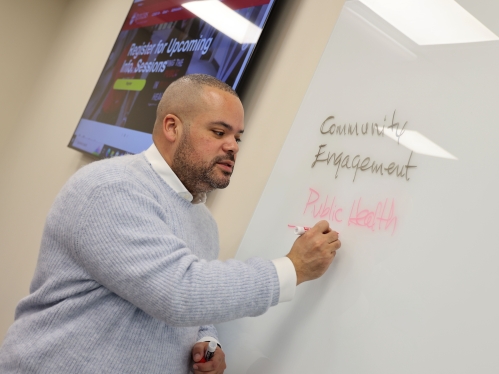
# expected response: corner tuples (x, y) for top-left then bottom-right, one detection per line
(0, 153), (280, 373)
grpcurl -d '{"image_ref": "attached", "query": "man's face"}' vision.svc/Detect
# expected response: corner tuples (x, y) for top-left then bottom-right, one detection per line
(171, 87), (244, 194)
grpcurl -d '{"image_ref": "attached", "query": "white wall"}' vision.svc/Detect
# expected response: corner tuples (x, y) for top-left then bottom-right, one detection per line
(0, 0), (345, 342)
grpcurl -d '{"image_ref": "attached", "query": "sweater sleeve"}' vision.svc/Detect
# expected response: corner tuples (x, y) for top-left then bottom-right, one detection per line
(72, 179), (280, 327)
(197, 325), (219, 345)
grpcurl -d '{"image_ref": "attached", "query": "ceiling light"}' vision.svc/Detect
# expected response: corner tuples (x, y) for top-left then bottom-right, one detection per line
(358, 0), (499, 45)
(182, 1), (262, 44)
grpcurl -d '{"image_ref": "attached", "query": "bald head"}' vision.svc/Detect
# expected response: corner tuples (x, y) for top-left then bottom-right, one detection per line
(153, 74), (238, 138)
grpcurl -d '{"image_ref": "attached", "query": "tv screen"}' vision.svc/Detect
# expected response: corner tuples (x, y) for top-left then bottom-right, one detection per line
(68, 0), (277, 158)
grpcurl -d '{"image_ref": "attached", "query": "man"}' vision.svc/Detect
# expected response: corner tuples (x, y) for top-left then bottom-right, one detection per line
(0, 74), (341, 373)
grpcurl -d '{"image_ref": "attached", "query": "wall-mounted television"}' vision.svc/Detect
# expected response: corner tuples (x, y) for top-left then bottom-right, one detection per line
(68, 0), (277, 159)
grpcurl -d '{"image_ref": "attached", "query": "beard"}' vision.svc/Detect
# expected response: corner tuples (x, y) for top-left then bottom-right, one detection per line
(172, 132), (235, 194)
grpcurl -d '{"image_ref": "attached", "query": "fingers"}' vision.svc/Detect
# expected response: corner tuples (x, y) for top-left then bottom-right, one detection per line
(314, 225), (341, 258)
(287, 220), (342, 284)
(324, 229), (339, 243)
(192, 342), (206, 363)
(311, 220), (331, 234)
(329, 239), (341, 255)
(310, 221), (339, 241)
(326, 231), (341, 256)
(193, 348), (226, 373)
(310, 221), (340, 250)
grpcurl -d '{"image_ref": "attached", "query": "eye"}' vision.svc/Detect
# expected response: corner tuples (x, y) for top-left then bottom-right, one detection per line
(212, 130), (224, 137)
(235, 137), (242, 143)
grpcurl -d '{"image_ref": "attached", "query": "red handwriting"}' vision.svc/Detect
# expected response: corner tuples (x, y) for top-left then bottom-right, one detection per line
(302, 188), (398, 235)
(303, 188), (344, 223)
(348, 198), (397, 235)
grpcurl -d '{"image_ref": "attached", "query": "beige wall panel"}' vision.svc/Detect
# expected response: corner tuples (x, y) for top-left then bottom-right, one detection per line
(0, 0), (131, 342)
(0, 0), (68, 148)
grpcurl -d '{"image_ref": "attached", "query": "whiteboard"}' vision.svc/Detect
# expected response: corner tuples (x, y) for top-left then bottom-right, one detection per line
(217, 1), (499, 373)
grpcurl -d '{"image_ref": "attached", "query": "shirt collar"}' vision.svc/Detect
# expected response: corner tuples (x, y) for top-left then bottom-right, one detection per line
(144, 143), (207, 204)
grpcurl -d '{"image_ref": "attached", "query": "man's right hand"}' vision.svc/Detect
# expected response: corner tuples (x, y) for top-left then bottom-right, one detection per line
(286, 220), (341, 285)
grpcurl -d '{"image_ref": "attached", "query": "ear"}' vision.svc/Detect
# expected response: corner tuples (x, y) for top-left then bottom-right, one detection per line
(162, 114), (183, 143)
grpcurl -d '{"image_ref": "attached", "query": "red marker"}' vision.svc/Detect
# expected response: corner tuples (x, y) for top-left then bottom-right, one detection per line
(199, 341), (217, 363)
(288, 224), (310, 235)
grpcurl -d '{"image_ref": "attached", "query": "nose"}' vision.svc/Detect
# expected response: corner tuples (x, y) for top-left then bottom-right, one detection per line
(222, 137), (239, 155)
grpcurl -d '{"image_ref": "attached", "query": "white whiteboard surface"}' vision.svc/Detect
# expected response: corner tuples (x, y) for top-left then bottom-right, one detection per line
(217, 1), (499, 373)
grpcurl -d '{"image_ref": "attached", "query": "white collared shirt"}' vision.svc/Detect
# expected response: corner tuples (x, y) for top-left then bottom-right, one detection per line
(144, 144), (297, 303)
(144, 143), (207, 204)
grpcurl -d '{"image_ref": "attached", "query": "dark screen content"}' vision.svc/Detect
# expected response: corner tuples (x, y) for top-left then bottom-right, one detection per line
(79, 0), (271, 135)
